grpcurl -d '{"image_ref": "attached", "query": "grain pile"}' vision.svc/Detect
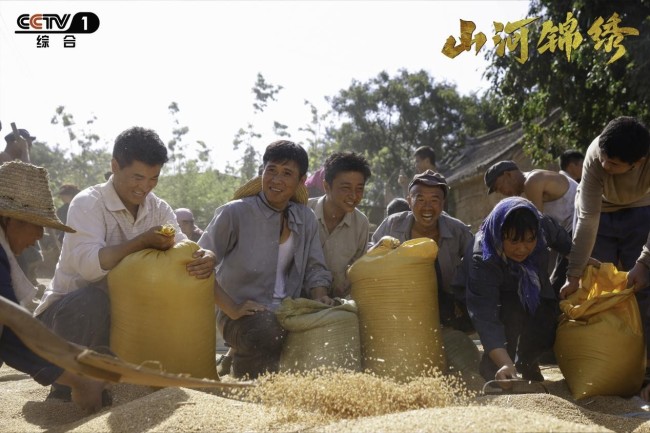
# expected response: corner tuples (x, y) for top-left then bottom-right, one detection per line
(231, 367), (475, 420)
(3, 363), (650, 432)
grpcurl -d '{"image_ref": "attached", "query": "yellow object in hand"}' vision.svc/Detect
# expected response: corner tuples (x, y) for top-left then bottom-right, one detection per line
(156, 224), (176, 237)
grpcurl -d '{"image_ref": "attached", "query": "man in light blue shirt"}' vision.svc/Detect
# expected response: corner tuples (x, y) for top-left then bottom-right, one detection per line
(200, 140), (332, 379)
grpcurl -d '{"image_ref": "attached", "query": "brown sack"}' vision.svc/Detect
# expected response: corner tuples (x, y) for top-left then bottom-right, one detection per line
(348, 236), (445, 382)
(108, 240), (217, 380)
(555, 263), (646, 399)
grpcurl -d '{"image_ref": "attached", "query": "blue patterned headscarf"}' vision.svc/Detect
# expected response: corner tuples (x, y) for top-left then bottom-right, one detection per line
(479, 197), (547, 313)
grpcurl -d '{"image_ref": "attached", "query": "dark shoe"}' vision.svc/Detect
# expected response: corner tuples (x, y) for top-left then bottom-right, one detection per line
(217, 354), (232, 376)
(46, 385), (71, 402)
(101, 389), (113, 407)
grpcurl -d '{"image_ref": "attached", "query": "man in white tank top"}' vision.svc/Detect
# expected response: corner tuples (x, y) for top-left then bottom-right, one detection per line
(485, 160), (578, 295)
(485, 160), (578, 232)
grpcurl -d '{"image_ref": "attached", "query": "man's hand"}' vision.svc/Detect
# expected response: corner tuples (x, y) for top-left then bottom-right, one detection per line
(314, 295), (335, 306)
(229, 300), (267, 320)
(140, 226), (176, 251)
(495, 364), (519, 389)
(559, 275), (580, 300)
(310, 286), (335, 306)
(187, 248), (216, 279)
(627, 262), (650, 292)
(587, 257), (602, 269)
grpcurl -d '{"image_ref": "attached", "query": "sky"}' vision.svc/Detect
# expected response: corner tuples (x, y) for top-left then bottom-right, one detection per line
(0, 1), (531, 172)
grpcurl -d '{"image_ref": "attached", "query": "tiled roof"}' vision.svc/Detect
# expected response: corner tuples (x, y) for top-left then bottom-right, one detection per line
(443, 108), (561, 185)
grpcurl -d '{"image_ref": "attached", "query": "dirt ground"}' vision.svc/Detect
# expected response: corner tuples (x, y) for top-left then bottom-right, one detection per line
(2, 359), (650, 432)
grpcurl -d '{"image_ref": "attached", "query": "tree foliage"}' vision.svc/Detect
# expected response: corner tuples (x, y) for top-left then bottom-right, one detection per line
(299, 99), (338, 173)
(155, 161), (239, 229)
(485, 0), (650, 164)
(45, 106), (112, 188)
(31, 105), (239, 228)
(232, 73), (287, 183)
(327, 69), (502, 204)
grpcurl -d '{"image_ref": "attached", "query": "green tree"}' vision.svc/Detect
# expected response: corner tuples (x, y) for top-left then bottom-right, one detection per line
(328, 69), (502, 205)
(485, 0), (650, 164)
(252, 73), (283, 114)
(299, 99), (337, 173)
(155, 163), (239, 229)
(49, 105), (112, 188)
(166, 101), (190, 174)
(232, 73), (287, 183)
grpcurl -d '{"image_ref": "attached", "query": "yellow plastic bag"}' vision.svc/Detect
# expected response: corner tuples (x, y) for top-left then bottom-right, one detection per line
(555, 263), (646, 399)
(108, 240), (217, 380)
(348, 236), (445, 382)
(276, 298), (361, 372)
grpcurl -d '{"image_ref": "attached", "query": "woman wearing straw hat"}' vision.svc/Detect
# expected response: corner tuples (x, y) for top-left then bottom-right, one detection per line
(0, 160), (105, 413)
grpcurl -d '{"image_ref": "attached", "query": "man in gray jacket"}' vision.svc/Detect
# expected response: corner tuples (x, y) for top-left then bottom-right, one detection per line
(200, 140), (332, 379)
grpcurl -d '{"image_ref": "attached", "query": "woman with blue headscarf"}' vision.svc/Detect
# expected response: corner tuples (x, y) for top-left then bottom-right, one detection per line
(466, 197), (571, 387)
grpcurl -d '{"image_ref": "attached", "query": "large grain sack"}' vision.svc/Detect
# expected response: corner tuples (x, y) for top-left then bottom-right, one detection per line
(276, 298), (361, 372)
(108, 240), (217, 380)
(555, 263), (646, 399)
(441, 327), (480, 375)
(348, 236), (445, 381)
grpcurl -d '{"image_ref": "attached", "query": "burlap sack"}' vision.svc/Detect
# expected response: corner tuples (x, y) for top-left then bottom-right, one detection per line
(348, 236), (445, 381)
(441, 327), (480, 375)
(276, 297), (361, 372)
(555, 263), (646, 399)
(108, 240), (217, 380)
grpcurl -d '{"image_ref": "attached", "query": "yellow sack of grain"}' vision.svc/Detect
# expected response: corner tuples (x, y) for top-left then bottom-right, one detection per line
(348, 236), (445, 382)
(276, 297), (361, 372)
(108, 240), (217, 380)
(555, 263), (646, 399)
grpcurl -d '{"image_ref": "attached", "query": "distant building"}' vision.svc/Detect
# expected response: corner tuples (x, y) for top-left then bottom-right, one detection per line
(442, 108), (561, 232)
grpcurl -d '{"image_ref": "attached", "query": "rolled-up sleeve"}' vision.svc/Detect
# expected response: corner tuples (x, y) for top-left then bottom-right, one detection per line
(466, 251), (507, 353)
(568, 144), (603, 277)
(302, 215), (332, 292)
(65, 195), (109, 282)
(198, 205), (237, 262)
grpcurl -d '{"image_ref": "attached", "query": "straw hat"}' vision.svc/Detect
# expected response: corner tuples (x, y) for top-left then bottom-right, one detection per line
(0, 161), (75, 232)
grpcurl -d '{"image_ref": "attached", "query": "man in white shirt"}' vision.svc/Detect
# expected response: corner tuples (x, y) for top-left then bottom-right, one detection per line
(35, 127), (215, 400)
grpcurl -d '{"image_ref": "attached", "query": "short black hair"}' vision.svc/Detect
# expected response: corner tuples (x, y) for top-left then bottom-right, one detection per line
(113, 127), (169, 168)
(323, 151), (371, 185)
(599, 116), (650, 164)
(501, 208), (538, 242)
(262, 140), (309, 177)
(559, 149), (584, 171)
(386, 198), (410, 216)
(414, 146), (436, 166)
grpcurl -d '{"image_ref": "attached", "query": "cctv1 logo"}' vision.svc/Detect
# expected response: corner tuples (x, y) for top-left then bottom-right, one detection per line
(16, 12), (99, 33)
